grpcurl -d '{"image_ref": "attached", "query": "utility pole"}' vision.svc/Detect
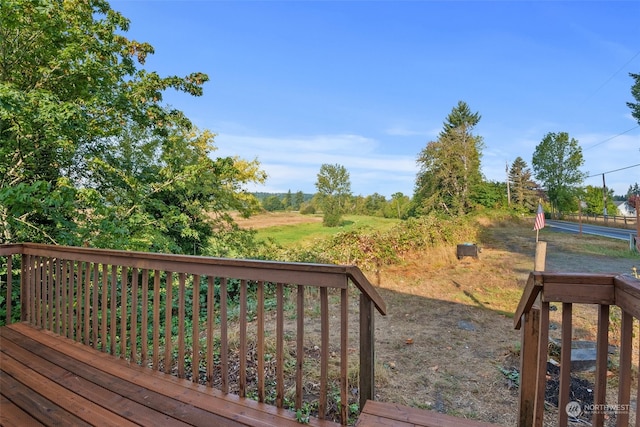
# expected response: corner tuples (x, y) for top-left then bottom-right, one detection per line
(506, 161), (511, 207)
(602, 173), (608, 223)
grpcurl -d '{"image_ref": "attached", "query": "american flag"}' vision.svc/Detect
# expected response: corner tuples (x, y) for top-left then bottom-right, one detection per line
(533, 203), (545, 231)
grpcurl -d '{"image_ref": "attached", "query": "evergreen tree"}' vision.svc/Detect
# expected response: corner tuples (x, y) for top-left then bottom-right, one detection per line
(294, 191), (305, 210)
(413, 101), (484, 216)
(628, 73), (640, 124)
(508, 157), (539, 210)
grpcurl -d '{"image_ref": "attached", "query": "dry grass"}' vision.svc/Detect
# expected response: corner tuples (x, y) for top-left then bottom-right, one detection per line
(224, 212), (639, 425)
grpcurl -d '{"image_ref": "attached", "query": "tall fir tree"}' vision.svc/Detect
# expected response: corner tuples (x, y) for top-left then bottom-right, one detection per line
(508, 157), (539, 210)
(413, 101), (484, 216)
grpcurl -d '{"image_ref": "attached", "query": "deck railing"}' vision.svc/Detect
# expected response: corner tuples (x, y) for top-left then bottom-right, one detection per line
(0, 243), (386, 425)
(515, 271), (640, 427)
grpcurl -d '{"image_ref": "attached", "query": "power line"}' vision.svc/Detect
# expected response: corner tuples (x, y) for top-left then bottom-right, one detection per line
(580, 50), (640, 151)
(583, 125), (640, 151)
(586, 163), (640, 179)
(585, 50), (640, 100)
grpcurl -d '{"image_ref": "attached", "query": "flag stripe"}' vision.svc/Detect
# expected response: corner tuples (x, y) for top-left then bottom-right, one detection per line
(534, 204), (545, 231)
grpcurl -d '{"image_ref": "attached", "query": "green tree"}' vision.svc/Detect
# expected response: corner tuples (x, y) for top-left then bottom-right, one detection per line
(413, 101), (484, 216)
(315, 164), (351, 227)
(0, 0), (205, 244)
(509, 157), (540, 211)
(0, 0), (265, 253)
(383, 192), (411, 219)
(628, 73), (640, 124)
(263, 195), (284, 212)
(282, 190), (293, 210)
(84, 126), (265, 253)
(293, 191), (305, 210)
(532, 132), (586, 215)
(470, 181), (508, 210)
(582, 185), (618, 216)
(364, 193), (387, 216)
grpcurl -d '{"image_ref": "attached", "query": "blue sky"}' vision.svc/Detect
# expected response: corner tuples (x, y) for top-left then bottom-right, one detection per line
(112, 0), (640, 198)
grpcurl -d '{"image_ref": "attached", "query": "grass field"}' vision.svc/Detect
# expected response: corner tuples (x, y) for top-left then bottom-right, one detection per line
(245, 213), (402, 246)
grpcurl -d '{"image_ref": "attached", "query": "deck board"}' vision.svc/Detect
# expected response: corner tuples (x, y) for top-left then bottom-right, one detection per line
(0, 323), (339, 427)
(1, 334), (188, 426)
(356, 400), (496, 427)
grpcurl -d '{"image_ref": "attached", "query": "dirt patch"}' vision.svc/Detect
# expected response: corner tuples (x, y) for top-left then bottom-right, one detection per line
(234, 211), (322, 229)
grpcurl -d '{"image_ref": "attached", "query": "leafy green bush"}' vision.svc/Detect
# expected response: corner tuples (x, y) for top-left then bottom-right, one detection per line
(253, 214), (478, 271)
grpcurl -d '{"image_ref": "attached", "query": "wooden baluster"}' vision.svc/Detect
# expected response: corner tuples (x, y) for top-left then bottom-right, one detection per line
(53, 258), (62, 335)
(91, 263), (99, 348)
(120, 266), (128, 358)
(206, 276), (214, 387)
(617, 311), (633, 426)
(47, 257), (54, 330)
(75, 261), (83, 342)
(153, 270), (160, 370)
(239, 279), (247, 398)
(220, 278), (229, 393)
(296, 285), (304, 410)
(130, 268), (139, 363)
(61, 259), (68, 337)
(192, 274), (200, 384)
(101, 264), (108, 352)
(592, 304), (610, 427)
(29, 255), (36, 324)
(164, 272), (173, 373)
(110, 265), (118, 355)
(319, 286), (329, 420)
(68, 260), (75, 340)
(340, 287), (349, 425)
(40, 257), (46, 329)
(257, 281), (265, 403)
(35, 256), (41, 328)
(276, 283), (284, 408)
(141, 269), (149, 366)
(558, 303), (572, 427)
(178, 273), (186, 378)
(5, 255), (11, 325)
(83, 261), (91, 345)
(21, 255), (29, 323)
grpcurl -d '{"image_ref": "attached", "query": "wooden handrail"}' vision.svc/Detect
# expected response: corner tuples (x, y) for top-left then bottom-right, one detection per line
(0, 243), (387, 425)
(515, 271), (640, 427)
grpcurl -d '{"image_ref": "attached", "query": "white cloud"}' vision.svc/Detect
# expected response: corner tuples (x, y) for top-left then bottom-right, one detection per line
(214, 132), (419, 197)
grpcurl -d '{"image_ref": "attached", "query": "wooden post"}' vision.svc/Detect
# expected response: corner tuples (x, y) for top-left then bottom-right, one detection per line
(534, 241), (546, 272)
(359, 294), (375, 410)
(516, 241), (547, 427)
(518, 309), (540, 427)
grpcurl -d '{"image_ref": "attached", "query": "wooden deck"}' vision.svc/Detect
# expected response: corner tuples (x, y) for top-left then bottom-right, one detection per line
(0, 323), (339, 427)
(1, 323), (498, 427)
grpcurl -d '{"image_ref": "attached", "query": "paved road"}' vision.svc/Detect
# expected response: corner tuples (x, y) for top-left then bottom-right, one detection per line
(546, 220), (638, 242)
